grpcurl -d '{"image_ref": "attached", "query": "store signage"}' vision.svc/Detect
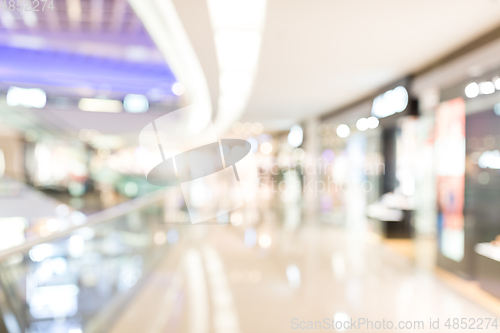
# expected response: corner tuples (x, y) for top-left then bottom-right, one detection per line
(371, 86), (409, 118)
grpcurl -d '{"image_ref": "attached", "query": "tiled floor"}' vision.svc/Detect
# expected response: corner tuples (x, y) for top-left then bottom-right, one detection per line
(110, 219), (499, 333)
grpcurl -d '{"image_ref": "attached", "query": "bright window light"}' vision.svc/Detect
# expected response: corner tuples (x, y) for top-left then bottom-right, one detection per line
(479, 81), (495, 95)
(465, 82), (479, 98)
(78, 98), (122, 113)
(7, 86), (46, 109)
(336, 124), (350, 138)
(124, 94), (149, 113)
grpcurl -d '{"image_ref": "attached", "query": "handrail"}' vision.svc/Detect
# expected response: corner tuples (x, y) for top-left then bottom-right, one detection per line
(0, 188), (167, 262)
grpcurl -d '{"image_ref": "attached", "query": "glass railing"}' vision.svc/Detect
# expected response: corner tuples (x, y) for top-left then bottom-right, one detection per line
(0, 189), (176, 333)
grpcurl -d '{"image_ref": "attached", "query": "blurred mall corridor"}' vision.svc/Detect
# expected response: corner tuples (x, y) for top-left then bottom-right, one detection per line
(109, 217), (498, 333)
(1, 0), (500, 332)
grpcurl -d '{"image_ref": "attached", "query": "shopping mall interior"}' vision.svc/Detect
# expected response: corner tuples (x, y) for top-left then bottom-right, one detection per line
(2, 0), (500, 332)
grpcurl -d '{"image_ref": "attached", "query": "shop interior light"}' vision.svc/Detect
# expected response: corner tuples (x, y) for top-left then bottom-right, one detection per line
(287, 125), (303, 147)
(478, 150), (500, 169)
(494, 77), (500, 91)
(260, 142), (273, 154)
(336, 124), (350, 138)
(371, 86), (408, 118)
(123, 94), (149, 113)
(6, 86), (46, 109)
(207, 0), (267, 133)
(286, 265), (301, 288)
(465, 82), (479, 98)
(78, 98), (123, 113)
(479, 81), (495, 95)
(258, 233), (272, 248)
(356, 118), (368, 131)
(367, 116), (379, 129)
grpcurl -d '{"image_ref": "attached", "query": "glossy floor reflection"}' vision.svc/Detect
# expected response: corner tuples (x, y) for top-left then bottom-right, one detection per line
(111, 218), (498, 333)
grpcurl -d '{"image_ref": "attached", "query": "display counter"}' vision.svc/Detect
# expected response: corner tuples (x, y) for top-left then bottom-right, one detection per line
(475, 243), (500, 299)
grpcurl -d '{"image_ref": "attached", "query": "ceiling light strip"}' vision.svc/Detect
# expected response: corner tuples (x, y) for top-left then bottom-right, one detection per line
(128, 0), (213, 135)
(207, 0), (267, 134)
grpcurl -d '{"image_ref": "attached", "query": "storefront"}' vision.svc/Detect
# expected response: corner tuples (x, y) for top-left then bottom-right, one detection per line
(436, 71), (500, 293)
(319, 98), (377, 226)
(319, 78), (419, 236)
(367, 78), (419, 238)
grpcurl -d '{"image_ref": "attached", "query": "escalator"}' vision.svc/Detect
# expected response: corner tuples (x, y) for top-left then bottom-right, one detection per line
(0, 189), (175, 333)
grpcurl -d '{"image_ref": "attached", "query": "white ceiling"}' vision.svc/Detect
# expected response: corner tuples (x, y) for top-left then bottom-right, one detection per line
(175, 0), (500, 131)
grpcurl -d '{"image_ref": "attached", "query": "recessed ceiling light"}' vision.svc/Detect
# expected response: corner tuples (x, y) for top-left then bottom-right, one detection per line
(78, 98), (122, 113)
(465, 82), (479, 98)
